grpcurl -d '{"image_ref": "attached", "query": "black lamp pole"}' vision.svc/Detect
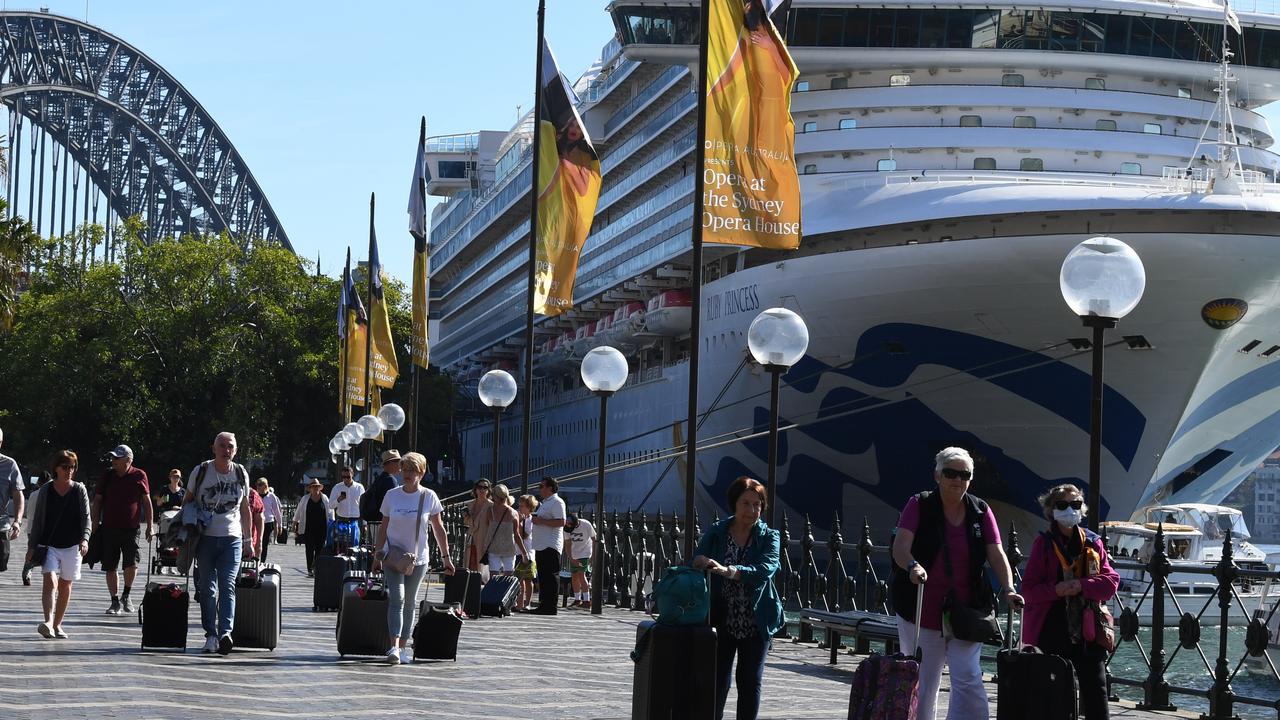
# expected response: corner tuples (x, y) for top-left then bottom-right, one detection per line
(491, 407), (503, 483)
(765, 364), (785, 528)
(591, 390), (612, 615)
(1083, 315), (1116, 530)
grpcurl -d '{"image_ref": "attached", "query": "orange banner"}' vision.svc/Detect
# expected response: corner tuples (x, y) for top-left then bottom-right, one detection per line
(703, 0), (802, 249)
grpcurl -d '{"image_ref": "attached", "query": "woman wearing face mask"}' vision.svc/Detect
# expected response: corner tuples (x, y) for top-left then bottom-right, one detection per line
(890, 447), (1023, 720)
(1021, 484), (1120, 720)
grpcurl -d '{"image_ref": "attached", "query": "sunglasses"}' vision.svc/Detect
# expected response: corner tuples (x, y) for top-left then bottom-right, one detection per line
(940, 467), (972, 481)
(1055, 500), (1084, 511)
(57, 464), (77, 470)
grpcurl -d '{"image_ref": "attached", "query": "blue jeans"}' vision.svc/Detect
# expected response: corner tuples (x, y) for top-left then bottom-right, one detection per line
(385, 563), (428, 641)
(195, 535), (242, 638)
(714, 629), (771, 720)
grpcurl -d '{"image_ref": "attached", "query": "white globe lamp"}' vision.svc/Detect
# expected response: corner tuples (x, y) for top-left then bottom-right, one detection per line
(748, 307), (810, 369)
(378, 403), (406, 431)
(581, 346), (629, 395)
(478, 370), (518, 409)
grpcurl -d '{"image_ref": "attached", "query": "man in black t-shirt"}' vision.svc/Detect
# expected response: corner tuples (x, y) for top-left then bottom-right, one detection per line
(360, 450), (402, 524)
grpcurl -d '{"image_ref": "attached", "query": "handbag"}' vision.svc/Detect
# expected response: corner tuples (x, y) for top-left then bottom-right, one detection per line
(940, 531), (1003, 644)
(1083, 600), (1117, 651)
(376, 489), (426, 574)
(479, 508), (507, 567)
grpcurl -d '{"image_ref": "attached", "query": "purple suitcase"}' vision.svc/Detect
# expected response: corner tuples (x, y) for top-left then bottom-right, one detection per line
(848, 583), (922, 720)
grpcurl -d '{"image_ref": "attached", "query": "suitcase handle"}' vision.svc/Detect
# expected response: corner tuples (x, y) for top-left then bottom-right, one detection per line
(912, 581), (923, 661)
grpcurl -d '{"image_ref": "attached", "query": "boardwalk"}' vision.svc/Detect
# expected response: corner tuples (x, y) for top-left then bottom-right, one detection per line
(1, 541), (1196, 719)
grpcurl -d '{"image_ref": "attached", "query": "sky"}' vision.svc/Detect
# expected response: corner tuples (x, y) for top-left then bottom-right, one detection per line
(9, 0), (619, 284)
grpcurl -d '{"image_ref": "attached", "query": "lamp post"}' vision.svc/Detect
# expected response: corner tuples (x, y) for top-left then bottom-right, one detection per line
(1059, 236), (1146, 529)
(747, 307), (810, 528)
(580, 345), (629, 615)
(378, 403), (407, 448)
(478, 370), (518, 483)
(356, 414), (385, 486)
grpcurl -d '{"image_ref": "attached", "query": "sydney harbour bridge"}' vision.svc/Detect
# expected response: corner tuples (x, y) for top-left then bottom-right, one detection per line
(0, 10), (291, 251)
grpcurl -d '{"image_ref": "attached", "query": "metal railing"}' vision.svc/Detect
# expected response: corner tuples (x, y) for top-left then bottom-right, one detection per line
(427, 502), (1279, 717)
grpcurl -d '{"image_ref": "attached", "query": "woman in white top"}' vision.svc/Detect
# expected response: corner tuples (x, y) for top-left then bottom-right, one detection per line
(374, 452), (454, 665)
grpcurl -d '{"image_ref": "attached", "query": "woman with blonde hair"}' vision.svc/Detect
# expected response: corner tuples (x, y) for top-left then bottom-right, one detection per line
(480, 484), (527, 577)
(514, 494), (539, 611)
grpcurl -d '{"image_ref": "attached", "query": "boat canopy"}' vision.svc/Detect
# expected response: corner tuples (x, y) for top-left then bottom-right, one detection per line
(1143, 504), (1251, 540)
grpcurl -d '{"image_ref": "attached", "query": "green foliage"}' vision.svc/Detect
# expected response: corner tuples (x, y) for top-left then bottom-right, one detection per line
(0, 200), (41, 331)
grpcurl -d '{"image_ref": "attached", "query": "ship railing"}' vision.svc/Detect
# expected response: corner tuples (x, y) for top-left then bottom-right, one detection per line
(831, 168), (1280, 197)
(432, 501), (1280, 718)
(1160, 166), (1274, 196)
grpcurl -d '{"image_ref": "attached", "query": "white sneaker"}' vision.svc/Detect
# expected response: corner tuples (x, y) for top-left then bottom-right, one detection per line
(385, 647), (401, 665)
(400, 647), (414, 664)
(202, 636), (219, 653)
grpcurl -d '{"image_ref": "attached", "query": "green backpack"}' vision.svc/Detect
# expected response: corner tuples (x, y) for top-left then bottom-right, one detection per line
(654, 565), (709, 626)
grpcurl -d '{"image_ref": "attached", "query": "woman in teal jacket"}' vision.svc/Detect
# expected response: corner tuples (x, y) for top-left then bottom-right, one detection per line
(693, 476), (784, 720)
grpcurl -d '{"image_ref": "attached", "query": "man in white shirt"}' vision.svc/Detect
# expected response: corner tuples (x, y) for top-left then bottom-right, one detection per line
(327, 466), (365, 549)
(529, 476), (566, 615)
(565, 513), (596, 608)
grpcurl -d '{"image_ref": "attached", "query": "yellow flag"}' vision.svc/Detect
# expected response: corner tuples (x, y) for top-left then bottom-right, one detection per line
(343, 310), (369, 407)
(408, 120), (431, 368)
(534, 39), (602, 316)
(703, 0), (802, 249)
(368, 228), (400, 389)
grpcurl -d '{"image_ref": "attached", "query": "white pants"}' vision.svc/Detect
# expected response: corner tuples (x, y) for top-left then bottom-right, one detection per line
(897, 619), (988, 720)
(43, 545), (83, 581)
(489, 554), (516, 573)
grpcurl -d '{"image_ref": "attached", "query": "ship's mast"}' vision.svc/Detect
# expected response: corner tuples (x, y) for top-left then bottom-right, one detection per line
(1196, 0), (1244, 193)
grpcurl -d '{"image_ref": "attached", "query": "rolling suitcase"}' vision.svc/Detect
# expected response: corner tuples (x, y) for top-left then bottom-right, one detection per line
(336, 571), (391, 657)
(479, 574), (520, 617)
(140, 538), (189, 652)
(443, 569), (481, 619)
(631, 620), (717, 719)
(413, 602), (463, 661)
(313, 552), (351, 611)
(996, 608), (1079, 720)
(848, 582), (923, 720)
(232, 561), (282, 650)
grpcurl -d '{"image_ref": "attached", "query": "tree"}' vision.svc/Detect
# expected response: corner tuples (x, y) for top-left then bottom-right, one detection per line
(0, 200), (40, 331)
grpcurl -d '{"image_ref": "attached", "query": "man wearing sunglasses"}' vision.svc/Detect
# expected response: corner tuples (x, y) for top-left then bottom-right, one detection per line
(890, 446), (1022, 720)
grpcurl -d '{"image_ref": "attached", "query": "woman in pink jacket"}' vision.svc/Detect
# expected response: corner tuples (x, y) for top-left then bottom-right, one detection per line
(1021, 484), (1120, 720)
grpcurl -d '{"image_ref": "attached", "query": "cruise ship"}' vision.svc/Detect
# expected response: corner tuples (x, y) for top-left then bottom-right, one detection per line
(426, 0), (1280, 535)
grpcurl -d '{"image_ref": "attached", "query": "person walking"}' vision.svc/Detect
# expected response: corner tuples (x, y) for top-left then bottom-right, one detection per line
(327, 466), (364, 550)
(890, 446), (1024, 720)
(0, 427), (26, 579)
(152, 469), (185, 512)
(693, 476), (784, 720)
(529, 477), (566, 615)
(481, 484), (526, 578)
(565, 513), (596, 608)
(91, 444), (154, 616)
(256, 479), (282, 562)
(361, 450), (402, 525)
(463, 479), (492, 572)
(183, 432), (255, 655)
(293, 478), (332, 576)
(1021, 484), (1120, 720)
(515, 494), (539, 612)
(27, 451), (91, 639)
(373, 452), (454, 665)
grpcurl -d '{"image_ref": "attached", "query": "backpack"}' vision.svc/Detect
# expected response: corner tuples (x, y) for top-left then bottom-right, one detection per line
(653, 565), (709, 626)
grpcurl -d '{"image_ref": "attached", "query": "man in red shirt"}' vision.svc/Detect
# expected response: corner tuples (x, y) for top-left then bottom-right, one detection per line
(91, 445), (153, 615)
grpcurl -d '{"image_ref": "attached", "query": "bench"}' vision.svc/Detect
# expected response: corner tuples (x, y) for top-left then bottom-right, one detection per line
(799, 609), (901, 665)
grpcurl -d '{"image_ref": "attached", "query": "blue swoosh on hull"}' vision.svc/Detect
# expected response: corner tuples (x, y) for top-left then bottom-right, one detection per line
(1168, 361), (1280, 447)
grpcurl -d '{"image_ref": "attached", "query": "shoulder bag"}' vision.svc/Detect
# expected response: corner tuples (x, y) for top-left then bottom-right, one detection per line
(376, 489), (426, 575)
(940, 528), (1003, 644)
(479, 507), (508, 566)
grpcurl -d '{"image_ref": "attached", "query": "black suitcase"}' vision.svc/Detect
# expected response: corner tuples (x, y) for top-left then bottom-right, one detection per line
(443, 569), (481, 619)
(631, 620), (717, 719)
(336, 572), (391, 657)
(480, 574), (520, 617)
(232, 561), (282, 650)
(996, 645), (1078, 720)
(313, 553), (351, 611)
(413, 601), (463, 661)
(140, 580), (189, 651)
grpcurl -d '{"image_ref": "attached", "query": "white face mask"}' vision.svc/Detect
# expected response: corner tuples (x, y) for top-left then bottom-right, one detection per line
(1054, 507), (1084, 528)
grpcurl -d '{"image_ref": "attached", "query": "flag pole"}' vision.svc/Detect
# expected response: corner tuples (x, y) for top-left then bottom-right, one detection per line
(412, 116), (428, 453)
(684, 0), (712, 564)
(340, 247), (352, 425)
(365, 192), (377, 483)
(520, 0), (547, 499)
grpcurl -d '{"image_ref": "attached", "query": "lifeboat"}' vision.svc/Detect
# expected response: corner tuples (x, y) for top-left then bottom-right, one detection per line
(534, 336), (558, 373)
(556, 330), (577, 365)
(593, 314), (615, 350)
(644, 290), (692, 337)
(610, 301), (646, 352)
(570, 323), (596, 358)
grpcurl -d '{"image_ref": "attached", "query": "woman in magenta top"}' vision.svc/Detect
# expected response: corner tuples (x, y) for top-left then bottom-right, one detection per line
(1021, 484), (1119, 720)
(890, 447), (1023, 720)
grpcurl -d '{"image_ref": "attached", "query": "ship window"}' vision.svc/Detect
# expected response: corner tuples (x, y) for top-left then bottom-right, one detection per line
(973, 157), (997, 170)
(1120, 162), (1142, 174)
(959, 115), (982, 127)
(1019, 157), (1044, 171)
(1144, 123), (1162, 135)
(890, 74), (911, 86)
(803, 164), (817, 174)
(803, 121), (818, 133)
(794, 80), (810, 92)
(1178, 87), (1192, 98)
(831, 77), (849, 90)
(839, 118), (858, 129)
(877, 158), (898, 171)
(1096, 119), (1117, 131)
(1085, 77), (1105, 90)
(1013, 115), (1036, 128)
(1002, 73), (1024, 87)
